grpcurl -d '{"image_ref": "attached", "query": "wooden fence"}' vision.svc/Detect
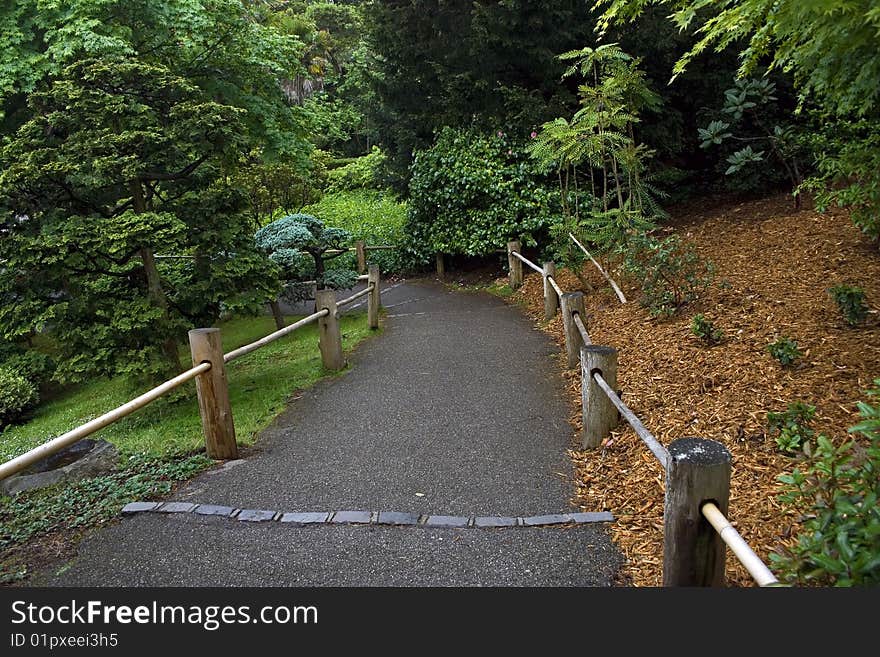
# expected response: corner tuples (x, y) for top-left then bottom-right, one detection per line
(507, 241), (780, 587)
(0, 266), (383, 480)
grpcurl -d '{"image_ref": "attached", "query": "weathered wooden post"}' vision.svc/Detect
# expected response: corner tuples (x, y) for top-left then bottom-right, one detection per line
(543, 262), (558, 320)
(188, 328), (238, 460)
(315, 289), (344, 371)
(580, 345), (619, 449)
(435, 252), (445, 279)
(663, 438), (732, 587)
(367, 265), (381, 330)
(560, 291), (586, 369)
(507, 241), (523, 290)
(355, 241), (367, 274)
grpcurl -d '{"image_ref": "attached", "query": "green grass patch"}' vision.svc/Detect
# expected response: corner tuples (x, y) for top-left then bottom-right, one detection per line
(0, 312), (377, 582)
(1, 313), (375, 460)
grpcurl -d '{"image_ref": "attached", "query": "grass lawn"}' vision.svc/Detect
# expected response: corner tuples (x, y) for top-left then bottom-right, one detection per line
(0, 312), (377, 582)
(1, 312), (376, 460)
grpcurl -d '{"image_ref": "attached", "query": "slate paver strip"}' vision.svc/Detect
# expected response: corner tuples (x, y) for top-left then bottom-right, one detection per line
(237, 509), (277, 522)
(122, 502), (160, 515)
(376, 511), (419, 526)
(423, 515), (470, 528)
(280, 512), (330, 525)
(330, 511), (373, 525)
(474, 516), (518, 528)
(157, 502), (197, 514)
(568, 512), (614, 524)
(522, 514), (571, 527)
(193, 505), (236, 517)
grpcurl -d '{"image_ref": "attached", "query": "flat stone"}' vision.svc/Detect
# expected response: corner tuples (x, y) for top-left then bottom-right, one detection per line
(376, 511), (419, 526)
(193, 505), (236, 517)
(121, 502), (160, 515)
(157, 502), (197, 514)
(330, 511), (372, 525)
(423, 515), (470, 528)
(237, 509), (277, 522)
(568, 512), (614, 524)
(474, 516), (518, 528)
(1, 440), (119, 496)
(280, 512), (330, 525)
(522, 514), (571, 527)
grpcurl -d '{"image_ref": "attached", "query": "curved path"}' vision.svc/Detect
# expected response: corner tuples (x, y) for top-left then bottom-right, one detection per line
(44, 281), (621, 586)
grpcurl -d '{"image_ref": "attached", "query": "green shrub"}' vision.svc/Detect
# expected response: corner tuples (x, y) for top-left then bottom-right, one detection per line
(767, 402), (816, 454)
(1, 350), (55, 388)
(326, 147), (388, 193)
(690, 314), (724, 345)
(622, 233), (715, 317)
(828, 284), (869, 327)
(770, 380), (880, 586)
(767, 336), (802, 366)
(0, 366), (39, 429)
(406, 126), (559, 260)
(303, 190), (411, 273)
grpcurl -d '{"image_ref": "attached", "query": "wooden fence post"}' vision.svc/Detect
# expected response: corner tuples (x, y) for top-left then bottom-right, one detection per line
(543, 262), (558, 320)
(560, 291), (586, 369)
(355, 240), (367, 274)
(368, 265), (381, 330)
(315, 289), (344, 371)
(581, 345), (619, 449)
(436, 252), (445, 279)
(507, 241), (522, 290)
(663, 438), (731, 587)
(188, 328), (238, 460)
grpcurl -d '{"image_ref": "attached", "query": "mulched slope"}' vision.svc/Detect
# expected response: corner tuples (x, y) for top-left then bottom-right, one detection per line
(509, 194), (880, 586)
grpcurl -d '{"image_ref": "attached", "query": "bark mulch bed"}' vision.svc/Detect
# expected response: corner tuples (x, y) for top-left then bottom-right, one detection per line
(505, 193), (880, 587)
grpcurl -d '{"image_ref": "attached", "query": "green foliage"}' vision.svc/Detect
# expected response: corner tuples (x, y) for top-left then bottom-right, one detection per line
(770, 380), (880, 586)
(0, 453), (212, 555)
(828, 284), (870, 327)
(690, 314), (723, 345)
(622, 233), (714, 316)
(0, 57), (279, 381)
(0, 366), (38, 429)
(766, 336), (803, 367)
(406, 127), (560, 259)
(365, 0), (601, 187)
(802, 119), (880, 242)
(529, 44), (665, 261)
(699, 78), (803, 192)
(254, 213), (356, 301)
(326, 147), (388, 193)
(768, 402), (817, 454)
(0, 346), (55, 389)
(304, 190), (410, 273)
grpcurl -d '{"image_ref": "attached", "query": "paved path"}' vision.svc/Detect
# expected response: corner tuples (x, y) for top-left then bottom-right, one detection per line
(44, 281), (621, 586)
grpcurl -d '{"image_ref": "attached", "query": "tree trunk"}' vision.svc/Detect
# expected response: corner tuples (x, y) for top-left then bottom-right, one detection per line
(269, 300), (286, 330)
(131, 180), (183, 374)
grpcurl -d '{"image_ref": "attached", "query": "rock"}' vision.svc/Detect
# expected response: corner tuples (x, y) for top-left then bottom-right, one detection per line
(0, 440), (119, 496)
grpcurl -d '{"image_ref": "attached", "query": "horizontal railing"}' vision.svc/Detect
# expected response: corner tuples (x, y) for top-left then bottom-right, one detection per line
(0, 267), (384, 482)
(505, 240), (778, 587)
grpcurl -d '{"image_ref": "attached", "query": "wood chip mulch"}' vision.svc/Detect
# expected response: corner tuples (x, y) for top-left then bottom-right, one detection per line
(504, 193), (880, 586)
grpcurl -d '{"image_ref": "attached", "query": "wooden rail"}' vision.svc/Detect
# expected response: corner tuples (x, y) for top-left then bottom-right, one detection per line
(0, 363), (210, 480)
(514, 239), (777, 587)
(0, 270), (384, 480)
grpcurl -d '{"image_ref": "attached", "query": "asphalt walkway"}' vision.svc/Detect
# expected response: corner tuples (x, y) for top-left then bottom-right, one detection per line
(44, 280), (621, 586)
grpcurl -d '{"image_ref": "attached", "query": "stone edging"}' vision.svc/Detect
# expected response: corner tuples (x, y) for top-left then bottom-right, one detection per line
(122, 502), (614, 528)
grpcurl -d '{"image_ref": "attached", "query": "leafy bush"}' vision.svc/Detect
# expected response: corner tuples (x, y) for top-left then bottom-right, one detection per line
(406, 127), (559, 260)
(767, 336), (802, 367)
(690, 314), (724, 345)
(768, 402), (817, 454)
(621, 233), (715, 317)
(1, 350), (55, 388)
(326, 147), (388, 193)
(303, 190), (411, 273)
(828, 284), (869, 327)
(0, 366), (39, 429)
(770, 380), (880, 586)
